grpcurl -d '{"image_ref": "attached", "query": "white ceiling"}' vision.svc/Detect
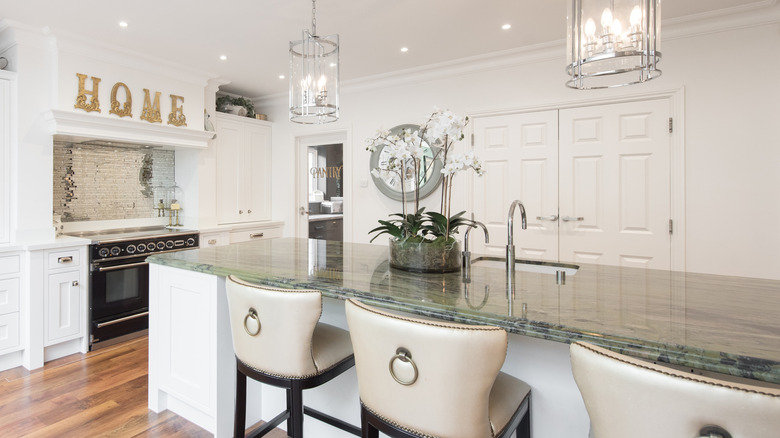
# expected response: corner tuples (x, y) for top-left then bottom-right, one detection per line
(0, 0), (763, 98)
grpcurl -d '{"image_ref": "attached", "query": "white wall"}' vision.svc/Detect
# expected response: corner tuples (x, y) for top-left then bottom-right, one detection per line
(0, 21), (214, 242)
(261, 5), (780, 280)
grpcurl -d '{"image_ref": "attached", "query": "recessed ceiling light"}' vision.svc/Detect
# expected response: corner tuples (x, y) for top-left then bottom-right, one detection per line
(219, 55), (227, 61)
(119, 21), (128, 28)
(502, 24), (511, 30)
(279, 75), (285, 79)
(400, 47), (409, 53)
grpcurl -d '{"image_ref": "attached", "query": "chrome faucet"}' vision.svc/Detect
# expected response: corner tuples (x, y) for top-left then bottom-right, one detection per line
(506, 200), (527, 284)
(462, 222), (489, 281)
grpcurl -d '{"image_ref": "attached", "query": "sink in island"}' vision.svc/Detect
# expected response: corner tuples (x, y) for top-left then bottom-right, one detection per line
(147, 237), (780, 437)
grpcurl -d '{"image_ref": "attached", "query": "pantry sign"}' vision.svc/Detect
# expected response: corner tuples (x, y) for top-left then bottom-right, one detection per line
(73, 72), (187, 127)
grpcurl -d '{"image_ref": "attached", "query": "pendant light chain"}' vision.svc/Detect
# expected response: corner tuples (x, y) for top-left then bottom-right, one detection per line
(311, 0), (317, 36)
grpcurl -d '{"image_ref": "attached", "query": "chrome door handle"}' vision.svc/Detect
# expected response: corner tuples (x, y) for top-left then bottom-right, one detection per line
(561, 216), (584, 222)
(536, 215), (558, 221)
(299, 206), (310, 216)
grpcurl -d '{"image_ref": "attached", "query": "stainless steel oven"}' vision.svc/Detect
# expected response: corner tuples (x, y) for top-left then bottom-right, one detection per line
(74, 227), (199, 349)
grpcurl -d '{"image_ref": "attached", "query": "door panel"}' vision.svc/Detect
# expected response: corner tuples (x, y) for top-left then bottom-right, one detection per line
(559, 99), (671, 269)
(472, 111), (559, 260)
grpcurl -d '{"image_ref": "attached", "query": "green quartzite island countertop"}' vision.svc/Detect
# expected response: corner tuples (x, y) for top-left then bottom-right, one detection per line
(148, 237), (780, 384)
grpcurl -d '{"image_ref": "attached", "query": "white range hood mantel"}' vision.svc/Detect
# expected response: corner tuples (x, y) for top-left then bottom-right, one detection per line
(44, 109), (215, 149)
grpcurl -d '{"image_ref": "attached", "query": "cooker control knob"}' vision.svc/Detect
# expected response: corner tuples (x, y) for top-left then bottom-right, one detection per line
(136, 243), (146, 252)
(126, 245), (136, 254)
(165, 240), (174, 249)
(147, 242), (156, 252)
(110, 246), (121, 256)
(98, 248), (110, 258)
(156, 241), (165, 250)
(186, 237), (196, 246)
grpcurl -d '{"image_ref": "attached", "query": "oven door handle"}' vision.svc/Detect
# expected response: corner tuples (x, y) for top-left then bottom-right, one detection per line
(96, 311), (150, 328)
(94, 261), (149, 272)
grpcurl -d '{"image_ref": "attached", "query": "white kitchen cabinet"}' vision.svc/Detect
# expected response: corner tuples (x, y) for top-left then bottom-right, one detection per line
(0, 71), (14, 245)
(42, 246), (87, 348)
(215, 113), (272, 225)
(0, 252), (22, 357)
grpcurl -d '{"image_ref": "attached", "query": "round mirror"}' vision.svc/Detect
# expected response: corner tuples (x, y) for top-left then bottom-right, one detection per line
(369, 124), (443, 201)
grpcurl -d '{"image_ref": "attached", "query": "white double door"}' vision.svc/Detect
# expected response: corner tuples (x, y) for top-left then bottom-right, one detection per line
(472, 98), (671, 269)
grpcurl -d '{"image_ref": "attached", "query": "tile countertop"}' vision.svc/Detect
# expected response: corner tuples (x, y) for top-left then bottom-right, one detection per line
(148, 237), (780, 384)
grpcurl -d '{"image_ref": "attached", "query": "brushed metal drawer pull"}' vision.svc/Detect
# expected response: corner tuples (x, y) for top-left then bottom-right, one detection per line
(58, 256), (73, 263)
(250, 233), (264, 239)
(561, 216), (585, 222)
(208, 239), (217, 245)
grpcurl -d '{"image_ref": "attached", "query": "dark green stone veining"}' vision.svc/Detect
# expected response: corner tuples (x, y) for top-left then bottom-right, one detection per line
(148, 238), (780, 384)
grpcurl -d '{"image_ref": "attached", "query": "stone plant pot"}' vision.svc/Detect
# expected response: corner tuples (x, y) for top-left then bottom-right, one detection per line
(388, 238), (461, 273)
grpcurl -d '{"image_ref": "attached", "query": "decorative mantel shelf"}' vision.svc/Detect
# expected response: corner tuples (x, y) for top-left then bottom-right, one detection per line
(44, 109), (215, 149)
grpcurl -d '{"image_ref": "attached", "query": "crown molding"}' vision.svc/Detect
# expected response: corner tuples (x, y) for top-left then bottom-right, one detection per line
(256, 0), (780, 105)
(51, 29), (219, 87)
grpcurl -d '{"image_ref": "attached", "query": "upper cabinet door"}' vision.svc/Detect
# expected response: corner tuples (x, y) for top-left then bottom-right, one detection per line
(215, 113), (272, 225)
(0, 77), (10, 244)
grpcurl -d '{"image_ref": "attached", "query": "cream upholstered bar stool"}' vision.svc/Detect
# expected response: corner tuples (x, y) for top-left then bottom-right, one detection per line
(225, 275), (360, 438)
(345, 298), (531, 438)
(570, 341), (780, 438)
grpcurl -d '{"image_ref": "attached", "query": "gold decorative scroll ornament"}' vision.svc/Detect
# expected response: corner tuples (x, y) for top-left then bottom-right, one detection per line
(74, 73), (101, 113)
(167, 94), (187, 127)
(141, 88), (162, 123)
(109, 82), (133, 118)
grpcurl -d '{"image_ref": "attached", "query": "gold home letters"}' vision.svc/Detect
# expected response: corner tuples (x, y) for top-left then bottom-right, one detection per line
(74, 73), (187, 127)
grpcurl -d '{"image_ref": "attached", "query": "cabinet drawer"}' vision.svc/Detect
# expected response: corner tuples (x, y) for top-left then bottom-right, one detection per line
(0, 278), (20, 315)
(0, 312), (20, 352)
(47, 249), (81, 269)
(0, 254), (20, 275)
(229, 226), (282, 244)
(200, 232), (230, 248)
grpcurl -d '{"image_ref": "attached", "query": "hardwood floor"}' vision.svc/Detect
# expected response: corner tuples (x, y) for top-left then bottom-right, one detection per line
(0, 336), (287, 437)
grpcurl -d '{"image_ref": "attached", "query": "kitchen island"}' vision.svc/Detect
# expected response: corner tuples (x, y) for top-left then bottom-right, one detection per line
(147, 237), (780, 437)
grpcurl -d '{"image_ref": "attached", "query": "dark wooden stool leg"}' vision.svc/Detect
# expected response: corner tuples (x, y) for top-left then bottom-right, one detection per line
(519, 400), (531, 438)
(360, 406), (378, 438)
(289, 381), (304, 438)
(235, 366), (247, 438)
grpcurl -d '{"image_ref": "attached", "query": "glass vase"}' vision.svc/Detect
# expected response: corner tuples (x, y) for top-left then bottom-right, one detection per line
(388, 238), (461, 273)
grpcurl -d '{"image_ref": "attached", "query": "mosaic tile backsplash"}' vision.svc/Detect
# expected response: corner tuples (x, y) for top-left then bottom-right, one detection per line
(53, 142), (175, 222)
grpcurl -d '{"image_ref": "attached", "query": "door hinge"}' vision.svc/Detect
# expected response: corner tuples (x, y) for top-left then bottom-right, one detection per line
(668, 117), (673, 133)
(669, 219), (674, 235)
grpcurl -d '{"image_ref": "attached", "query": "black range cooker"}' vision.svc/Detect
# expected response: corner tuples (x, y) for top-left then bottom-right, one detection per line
(67, 226), (199, 349)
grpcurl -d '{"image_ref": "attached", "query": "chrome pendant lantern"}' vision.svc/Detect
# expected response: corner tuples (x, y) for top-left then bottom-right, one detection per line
(289, 0), (339, 124)
(566, 0), (661, 89)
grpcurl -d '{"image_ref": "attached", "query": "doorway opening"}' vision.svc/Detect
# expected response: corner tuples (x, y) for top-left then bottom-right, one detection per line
(306, 143), (343, 241)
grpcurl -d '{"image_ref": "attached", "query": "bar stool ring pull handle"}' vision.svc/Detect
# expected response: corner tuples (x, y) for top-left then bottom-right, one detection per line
(389, 347), (418, 386)
(698, 425), (732, 438)
(244, 308), (261, 336)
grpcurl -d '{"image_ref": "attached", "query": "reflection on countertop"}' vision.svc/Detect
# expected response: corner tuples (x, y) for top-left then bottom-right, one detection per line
(148, 237), (780, 384)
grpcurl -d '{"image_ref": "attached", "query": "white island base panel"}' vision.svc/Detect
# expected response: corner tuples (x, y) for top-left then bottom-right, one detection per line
(148, 264), (590, 437)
